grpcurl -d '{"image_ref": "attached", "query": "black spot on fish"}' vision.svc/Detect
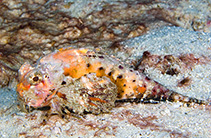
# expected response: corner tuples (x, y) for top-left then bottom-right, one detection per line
(87, 63), (90, 67)
(61, 81), (66, 85)
(119, 65), (124, 69)
(99, 67), (104, 70)
(117, 74), (123, 79)
(99, 55), (104, 58)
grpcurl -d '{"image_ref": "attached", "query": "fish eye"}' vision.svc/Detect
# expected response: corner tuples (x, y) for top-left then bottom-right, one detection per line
(28, 72), (43, 85)
(33, 76), (39, 82)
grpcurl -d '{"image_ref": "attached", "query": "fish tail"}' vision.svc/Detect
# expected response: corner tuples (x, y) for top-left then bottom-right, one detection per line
(166, 91), (206, 105)
(136, 77), (207, 106)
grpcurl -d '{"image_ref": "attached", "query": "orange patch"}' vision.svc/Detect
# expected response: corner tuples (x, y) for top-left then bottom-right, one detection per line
(89, 97), (107, 103)
(57, 92), (67, 100)
(17, 83), (30, 96)
(88, 101), (97, 107)
(137, 86), (146, 94)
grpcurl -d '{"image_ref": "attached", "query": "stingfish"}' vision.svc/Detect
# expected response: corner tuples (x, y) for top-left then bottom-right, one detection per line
(17, 48), (206, 115)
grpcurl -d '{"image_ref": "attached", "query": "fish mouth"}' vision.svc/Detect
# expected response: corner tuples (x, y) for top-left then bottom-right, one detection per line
(18, 88), (58, 113)
(26, 89), (58, 107)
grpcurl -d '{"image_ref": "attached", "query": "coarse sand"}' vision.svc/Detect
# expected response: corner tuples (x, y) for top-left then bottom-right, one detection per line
(0, 26), (210, 137)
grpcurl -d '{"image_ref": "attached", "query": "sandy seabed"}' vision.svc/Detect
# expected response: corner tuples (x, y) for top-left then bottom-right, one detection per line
(0, 26), (210, 138)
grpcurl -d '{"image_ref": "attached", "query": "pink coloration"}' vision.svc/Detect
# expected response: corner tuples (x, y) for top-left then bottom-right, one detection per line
(17, 48), (207, 115)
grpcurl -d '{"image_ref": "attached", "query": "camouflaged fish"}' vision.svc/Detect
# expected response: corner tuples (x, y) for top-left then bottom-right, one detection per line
(16, 48), (205, 115)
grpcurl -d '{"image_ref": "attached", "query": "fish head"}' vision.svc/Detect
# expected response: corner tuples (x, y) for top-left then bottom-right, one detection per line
(17, 62), (54, 111)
